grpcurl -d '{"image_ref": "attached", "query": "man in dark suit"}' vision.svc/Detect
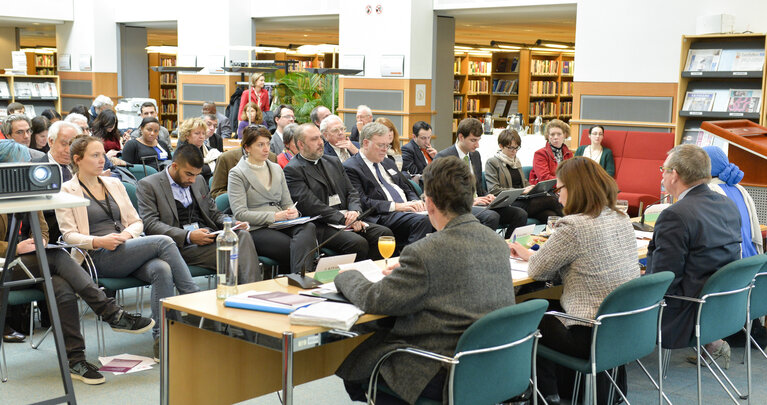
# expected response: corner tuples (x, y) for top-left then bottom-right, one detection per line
(435, 118), (526, 233)
(647, 144), (741, 351)
(284, 123), (393, 261)
(343, 122), (433, 248)
(401, 121), (437, 176)
(202, 101), (232, 139)
(321, 114), (359, 163)
(136, 144), (260, 283)
(202, 114), (225, 153)
(334, 155), (516, 404)
(349, 104), (372, 142)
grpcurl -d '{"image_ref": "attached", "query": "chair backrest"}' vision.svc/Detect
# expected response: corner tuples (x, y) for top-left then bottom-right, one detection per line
(697, 254), (766, 345)
(592, 272), (674, 372)
(127, 164), (158, 181)
(122, 181), (139, 212)
(521, 166), (533, 181)
(408, 179), (422, 196)
(215, 193), (230, 213)
(451, 299), (547, 405)
(750, 268), (767, 321)
(208, 175), (214, 190)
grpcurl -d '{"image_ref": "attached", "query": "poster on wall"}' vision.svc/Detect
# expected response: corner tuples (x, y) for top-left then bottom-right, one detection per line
(380, 55), (404, 77)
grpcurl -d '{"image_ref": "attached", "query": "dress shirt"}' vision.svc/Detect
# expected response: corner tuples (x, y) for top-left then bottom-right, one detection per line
(359, 150), (407, 211)
(454, 142), (473, 173)
(677, 185), (694, 201)
(166, 169), (194, 245)
(331, 144), (351, 162)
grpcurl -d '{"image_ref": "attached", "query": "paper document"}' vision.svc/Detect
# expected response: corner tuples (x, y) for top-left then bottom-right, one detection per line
(338, 260), (385, 283)
(314, 254), (357, 283)
(269, 215), (320, 230)
(289, 301), (364, 331)
(210, 222), (250, 235)
(98, 354), (156, 374)
(509, 258), (529, 280)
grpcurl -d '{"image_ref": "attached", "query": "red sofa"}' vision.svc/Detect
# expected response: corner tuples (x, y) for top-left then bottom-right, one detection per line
(579, 129), (675, 216)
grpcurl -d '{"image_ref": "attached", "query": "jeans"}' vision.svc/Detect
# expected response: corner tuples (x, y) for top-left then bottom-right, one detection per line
(89, 235), (199, 338)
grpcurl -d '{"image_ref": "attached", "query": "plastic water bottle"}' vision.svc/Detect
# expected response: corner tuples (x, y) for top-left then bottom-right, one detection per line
(532, 116), (543, 136)
(216, 217), (238, 300)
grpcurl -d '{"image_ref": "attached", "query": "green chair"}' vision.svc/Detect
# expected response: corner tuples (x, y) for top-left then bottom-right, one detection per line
(188, 265), (215, 289)
(259, 256), (280, 279)
(408, 179), (423, 196)
(122, 181), (139, 212)
(127, 164), (158, 181)
(664, 255), (766, 405)
(367, 299), (548, 405)
(745, 262), (767, 361)
(215, 193), (230, 213)
(522, 166), (533, 181)
(537, 271), (674, 405)
(208, 176), (214, 190)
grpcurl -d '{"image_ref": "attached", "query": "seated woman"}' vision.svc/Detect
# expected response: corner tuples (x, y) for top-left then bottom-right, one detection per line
(530, 119), (573, 184)
(121, 117), (172, 171)
(277, 123), (299, 169)
(375, 117), (402, 165)
(228, 126), (318, 275)
(575, 125), (615, 177)
(485, 129), (563, 223)
(55, 136), (199, 358)
(509, 157), (639, 404)
(236, 102), (263, 139)
(30, 116), (50, 154)
(176, 117), (218, 183)
(91, 109), (122, 154)
(703, 145), (763, 257)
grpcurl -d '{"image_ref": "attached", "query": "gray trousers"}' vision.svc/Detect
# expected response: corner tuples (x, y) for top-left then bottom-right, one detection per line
(180, 229), (262, 283)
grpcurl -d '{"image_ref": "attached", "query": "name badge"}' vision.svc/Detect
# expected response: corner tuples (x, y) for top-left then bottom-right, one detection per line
(328, 194), (342, 207)
(387, 168), (398, 176)
(183, 222), (200, 231)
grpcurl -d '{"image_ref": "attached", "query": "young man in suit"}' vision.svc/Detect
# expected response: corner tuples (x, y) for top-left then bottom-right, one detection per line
(284, 123), (393, 261)
(321, 115), (359, 163)
(435, 118), (527, 234)
(334, 155), (517, 404)
(343, 122), (433, 248)
(401, 121), (437, 176)
(136, 144), (260, 284)
(647, 144), (741, 355)
(270, 105), (294, 155)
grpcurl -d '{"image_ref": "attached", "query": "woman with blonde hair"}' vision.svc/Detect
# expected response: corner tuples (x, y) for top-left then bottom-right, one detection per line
(529, 119), (573, 184)
(177, 117), (219, 183)
(374, 117), (402, 164)
(236, 102), (263, 138)
(238, 73), (270, 119)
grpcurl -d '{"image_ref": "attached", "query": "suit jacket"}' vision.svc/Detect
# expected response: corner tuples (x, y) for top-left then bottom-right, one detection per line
(342, 153), (418, 220)
(349, 125), (360, 142)
(215, 112), (232, 139)
(484, 154), (528, 195)
(56, 174), (144, 263)
(323, 139), (360, 161)
(334, 214), (516, 403)
(28, 147), (44, 160)
(207, 132), (224, 153)
(136, 169), (225, 247)
(210, 148), (277, 198)
(270, 131), (285, 155)
(31, 153), (73, 182)
(401, 138), (428, 175)
(283, 153), (362, 225)
(435, 144), (487, 196)
(228, 158), (293, 229)
(646, 183), (741, 349)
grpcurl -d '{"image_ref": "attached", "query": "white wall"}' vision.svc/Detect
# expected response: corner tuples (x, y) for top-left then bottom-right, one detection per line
(114, 1), (181, 23)
(253, 0), (339, 18)
(575, 0), (767, 83)
(0, 0), (73, 21)
(433, 0), (574, 10)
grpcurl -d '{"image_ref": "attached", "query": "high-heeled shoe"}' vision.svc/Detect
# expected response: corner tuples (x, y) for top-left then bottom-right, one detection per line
(686, 341), (731, 369)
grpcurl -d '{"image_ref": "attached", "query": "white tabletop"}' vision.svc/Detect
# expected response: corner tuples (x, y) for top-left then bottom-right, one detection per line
(0, 192), (89, 214)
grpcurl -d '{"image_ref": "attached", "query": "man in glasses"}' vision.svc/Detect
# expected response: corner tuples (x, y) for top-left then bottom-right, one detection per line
(271, 105), (295, 155)
(1, 114), (44, 159)
(349, 104), (372, 142)
(401, 121), (437, 177)
(321, 115), (359, 163)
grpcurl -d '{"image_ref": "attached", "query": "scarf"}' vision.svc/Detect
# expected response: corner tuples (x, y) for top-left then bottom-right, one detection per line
(703, 146), (743, 185)
(550, 143), (564, 163)
(495, 150), (522, 169)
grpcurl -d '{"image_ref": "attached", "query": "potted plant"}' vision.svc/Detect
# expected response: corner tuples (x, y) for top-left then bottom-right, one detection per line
(271, 71), (337, 123)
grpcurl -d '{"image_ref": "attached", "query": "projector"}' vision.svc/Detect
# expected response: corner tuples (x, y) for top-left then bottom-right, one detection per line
(0, 162), (62, 199)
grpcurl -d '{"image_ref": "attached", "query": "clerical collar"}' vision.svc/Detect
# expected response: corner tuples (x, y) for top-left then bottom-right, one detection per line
(300, 153), (319, 165)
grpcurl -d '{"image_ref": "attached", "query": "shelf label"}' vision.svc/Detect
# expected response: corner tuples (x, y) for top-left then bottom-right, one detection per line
(729, 112), (744, 117)
(732, 72), (747, 76)
(690, 72), (703, 76)
(689, 111), (703, 115)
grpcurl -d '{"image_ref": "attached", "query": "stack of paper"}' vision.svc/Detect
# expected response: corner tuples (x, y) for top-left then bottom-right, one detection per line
(289, 301), (364, 331)
(509, 258), (529, 280)
(98, 354), (156, 374)
(270, 215), (320, 230)
(225, 290), (324, 314)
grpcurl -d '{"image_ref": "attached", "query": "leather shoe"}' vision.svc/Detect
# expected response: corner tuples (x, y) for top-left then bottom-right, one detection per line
(3, 326), (26, 343)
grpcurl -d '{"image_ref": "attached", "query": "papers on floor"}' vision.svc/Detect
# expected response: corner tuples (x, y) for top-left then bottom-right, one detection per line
(98, 354), (156, 374)
(509, 257), (529, 280)
(269, 215), (320, 230)
(289, 301), (364, 331)
(224, 290), (325, 314)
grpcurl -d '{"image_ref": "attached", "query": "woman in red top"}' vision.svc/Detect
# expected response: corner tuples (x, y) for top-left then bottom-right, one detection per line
(238, 73), (270, 119)
(91, 109), (123, 153)
(530, 119), (573, 184)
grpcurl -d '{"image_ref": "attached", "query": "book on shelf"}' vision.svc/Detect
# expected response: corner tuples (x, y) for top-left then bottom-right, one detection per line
(468, 61), (491, 74)
(507, 100), (519, 114)
(682, 91), (715, 111)
(684, 49), (721, 71)
(454, 58), (461, 74)
(453, 96), (463, 112)
(13, 81), (32, 98)
(531, 59), (559, 75)
(453, 79), (461, 92)
(560, 101), (573, 115)
(493, 99), (508, 117)
(529, 101), (557, 116)
(731, 51), (765, 71)
(0, 81), (10, 98)
(562, 60), (575, 75)
(560, 82), (574, 96)
(468, 79), (489, 93)
(530, 81), (557, 96)
(510, 57), (519, 72)
(492, 79), (518, 94)
(727, 89), (761, 113)
(495, 58), (507, 72)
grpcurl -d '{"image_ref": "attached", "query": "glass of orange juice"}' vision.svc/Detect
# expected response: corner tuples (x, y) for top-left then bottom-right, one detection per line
(378, 236), (396, 266)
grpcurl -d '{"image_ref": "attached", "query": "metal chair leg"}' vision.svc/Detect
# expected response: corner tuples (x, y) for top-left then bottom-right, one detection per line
(571, 371), (581, 405)
(1, 343), (7, 382)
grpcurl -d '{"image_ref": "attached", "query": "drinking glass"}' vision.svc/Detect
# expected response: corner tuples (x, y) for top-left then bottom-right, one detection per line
(546, 216), (561, 234)
(616, 200), (629, 214)
(378, 236), (396, 266)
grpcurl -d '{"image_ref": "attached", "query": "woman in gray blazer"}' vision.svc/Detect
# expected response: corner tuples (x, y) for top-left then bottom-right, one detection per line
(485, 129), (562, 223)
(228, 126), (318, 275)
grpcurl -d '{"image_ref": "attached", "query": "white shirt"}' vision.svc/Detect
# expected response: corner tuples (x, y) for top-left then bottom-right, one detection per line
(584, 145), (603, 163)
(359, 150), (407, 211)
(455, 141), (473, 173)
(331, 144), (351, 162)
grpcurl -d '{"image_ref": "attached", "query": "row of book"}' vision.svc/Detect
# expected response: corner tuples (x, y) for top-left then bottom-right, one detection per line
(468, 61), (491, 75)
(560, 82), (574, 96)
(560, 101), (573, 115)
(162, 119), (176, 129)
(466, 98), (482, 112)
(12, 81), (59, 98)
(453, 58), (461, 74)
(682, 89), (761, 113)
(160, 88), (177, 99)
(35, 55), (55, 67)
(529, 101), (558, 116)
(160, 57), (175, 67)
(530, 81), (557, 96)
(453, 79), (461, 92)
(531, 60), (559, 75)
(37, 68), (55, 75)
(161, 103), (177, 114)
(492, 79), (518, 95)
(453, 97), (463, 112)
(160, 73), (176, 84)
(684, 49), (765, 72)
(494, 57), (519, 73)
(468, 79), (489, 93)
(562, 60), (574, 75)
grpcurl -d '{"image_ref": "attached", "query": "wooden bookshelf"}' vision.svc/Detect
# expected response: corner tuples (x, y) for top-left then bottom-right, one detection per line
(25, 52), (57, 76)
(453, 54), (493, 131)
(528, 52), (574, 124)
(149, 53), (178, 130)
(675, 33), (767, 145)
(0, 74), (61, 116)
(489, 51), (525, 128)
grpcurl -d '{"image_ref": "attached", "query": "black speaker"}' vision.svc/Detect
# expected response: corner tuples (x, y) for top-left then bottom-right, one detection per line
(0, 162), (62, 199)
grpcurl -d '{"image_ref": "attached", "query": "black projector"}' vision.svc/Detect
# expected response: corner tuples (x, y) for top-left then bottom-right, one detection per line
(0, 162), (62, 199)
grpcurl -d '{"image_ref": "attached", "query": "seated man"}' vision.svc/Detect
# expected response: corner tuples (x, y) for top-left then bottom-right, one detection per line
(349, 104), (373, 142)
(284, 123), (394, 261)
(435, 118), (526, 233)
(647, 144), (741, 357)
(202, 101), (232, 139)
(321, 114), (359, 163)
(310, 105), (331, 130)
(401, 120), (437, 176)
(202, 113), (225, 153)
(136, 144), (260, 284)
(343, 122), (433, 248)
(334, 155), (516, 404)
(2, 114), (44, 159)
(209, 144), (277, 199)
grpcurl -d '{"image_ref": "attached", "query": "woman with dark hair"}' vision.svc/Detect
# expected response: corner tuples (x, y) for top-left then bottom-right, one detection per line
(91, 109), (122, 153)
(575, 125), (615, 177)
(41, 108), (62, 123)
(236, 102), (263, 138)
(509, 157), (638, 404)
(69, 105), (92, 125)
(529, 119), (573, 184)
(121, 117), (172, 170)
(30, 116), (51, 154)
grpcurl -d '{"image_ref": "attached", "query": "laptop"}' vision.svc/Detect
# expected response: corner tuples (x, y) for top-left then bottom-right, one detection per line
(487, 188), (526, 209)
(517, 179), (557, 200)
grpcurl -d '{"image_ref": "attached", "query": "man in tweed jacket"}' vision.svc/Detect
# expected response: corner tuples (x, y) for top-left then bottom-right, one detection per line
(334, 156), (516, 404)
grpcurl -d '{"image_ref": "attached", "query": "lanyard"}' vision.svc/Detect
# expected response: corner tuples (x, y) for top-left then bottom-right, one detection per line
(79, 178), (122, 233)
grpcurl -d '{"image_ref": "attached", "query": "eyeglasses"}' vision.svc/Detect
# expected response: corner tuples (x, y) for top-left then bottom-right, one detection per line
(281, 115), (295, 121)
(659, 166), (674, 173)
(328, 126), (347, 134)
(553, 185), (566, 196)
(370, 141), (389, 150)
(13, 129), (32, 136)
(503, 145), (521, 151)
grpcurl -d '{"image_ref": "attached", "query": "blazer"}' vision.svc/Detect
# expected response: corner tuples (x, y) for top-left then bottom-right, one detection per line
(228, 158), (293, 229)
(401, 138), (428, 175)
(334, 213), (516, 403)
(136, 169), (225, 247)
(349, 125), (360, 142)
(283, 153), (362, 225)
(270, 131), (285, 155)
(207, 132), (224, 153)
(342, 153), (418, 220)
(209, 148), (277, 198)
(55, 174), (144, 263)
(646, 183), (742, 349)
(484, 154), (529, 195)
(323, 139), (360, 161)
(574, 145), (615, 177)
(435, 144), (487, 196)
(530, 143), (573, 185)
(215, 112), (232, 139)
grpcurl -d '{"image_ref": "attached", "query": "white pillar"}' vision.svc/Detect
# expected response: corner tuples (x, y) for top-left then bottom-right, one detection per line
(55, 0), (117, 73)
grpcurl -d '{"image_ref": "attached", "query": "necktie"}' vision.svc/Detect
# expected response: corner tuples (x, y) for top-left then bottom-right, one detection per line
(464, 155), (470, 165)
(374, 163), (404, 203)
(421, 148), (432, 163)
(62, 165), (72, 182)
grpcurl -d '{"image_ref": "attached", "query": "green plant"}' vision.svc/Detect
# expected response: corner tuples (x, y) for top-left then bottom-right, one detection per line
(272, 71), (337, 123)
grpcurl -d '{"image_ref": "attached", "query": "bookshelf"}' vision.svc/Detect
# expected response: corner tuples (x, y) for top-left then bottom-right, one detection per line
(489, 51), (526, 129)
(676, 33), (767, 146)
(453, 54), (493, 132)
(149, 53), (178, 130)
(25, 52), (57, 76)
(0, 74), (61, 117)
(527, 52), (574, 124)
